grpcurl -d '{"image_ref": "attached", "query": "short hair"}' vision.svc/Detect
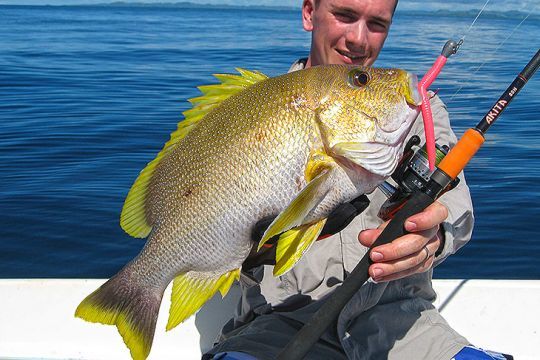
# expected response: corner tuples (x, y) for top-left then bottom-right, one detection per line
(313, 0), (399, 14)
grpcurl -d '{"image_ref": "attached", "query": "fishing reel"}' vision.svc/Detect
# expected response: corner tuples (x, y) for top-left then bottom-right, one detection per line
(378, 135), (460, 221)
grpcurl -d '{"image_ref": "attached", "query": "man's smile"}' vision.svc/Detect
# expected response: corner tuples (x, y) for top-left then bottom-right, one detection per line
(336, 49), (367, 64)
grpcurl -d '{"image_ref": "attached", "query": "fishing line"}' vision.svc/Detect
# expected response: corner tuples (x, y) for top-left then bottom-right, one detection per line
(461, 0), (491, 43)
(447, 3), (536, 104)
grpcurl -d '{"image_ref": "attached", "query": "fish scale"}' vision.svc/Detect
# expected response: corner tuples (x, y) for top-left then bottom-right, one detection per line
(75, 65), (421, 360)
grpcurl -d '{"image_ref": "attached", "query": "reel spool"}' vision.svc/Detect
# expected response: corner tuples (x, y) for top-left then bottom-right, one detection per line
(378, 135), (458, 221)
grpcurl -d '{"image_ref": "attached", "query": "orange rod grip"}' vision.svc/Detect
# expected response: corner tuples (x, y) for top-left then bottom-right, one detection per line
(438, 128), (485, 179)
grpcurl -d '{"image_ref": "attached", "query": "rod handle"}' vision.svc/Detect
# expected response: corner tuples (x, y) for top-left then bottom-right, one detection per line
(438, 128), (485, 180)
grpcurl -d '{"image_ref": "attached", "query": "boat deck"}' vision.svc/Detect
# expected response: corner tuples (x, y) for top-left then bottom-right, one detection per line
(1, 279), (538, 359)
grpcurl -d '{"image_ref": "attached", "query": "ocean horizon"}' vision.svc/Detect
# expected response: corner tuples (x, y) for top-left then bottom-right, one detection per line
(2, 1), (539, 18)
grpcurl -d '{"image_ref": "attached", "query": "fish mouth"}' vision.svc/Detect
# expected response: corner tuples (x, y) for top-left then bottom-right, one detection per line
(405, 73), (422, 107)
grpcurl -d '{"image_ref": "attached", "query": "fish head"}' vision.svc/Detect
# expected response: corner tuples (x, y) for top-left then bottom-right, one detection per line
(315, 65), (421, 178)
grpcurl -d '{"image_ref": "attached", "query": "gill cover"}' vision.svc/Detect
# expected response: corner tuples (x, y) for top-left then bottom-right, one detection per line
(317, 67), (420, 177)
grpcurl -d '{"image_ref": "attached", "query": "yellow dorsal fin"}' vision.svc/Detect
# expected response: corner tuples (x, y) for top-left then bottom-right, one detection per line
(273, 219), (327, 276)
(166, 269), (240, 331)
(120, 68), (268, 238)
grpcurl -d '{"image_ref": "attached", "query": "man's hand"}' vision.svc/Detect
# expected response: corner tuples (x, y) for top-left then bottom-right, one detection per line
(358, 201), (448, 282)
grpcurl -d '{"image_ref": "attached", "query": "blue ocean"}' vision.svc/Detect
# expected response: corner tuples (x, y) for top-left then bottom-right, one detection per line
(0, 3), (539, 279)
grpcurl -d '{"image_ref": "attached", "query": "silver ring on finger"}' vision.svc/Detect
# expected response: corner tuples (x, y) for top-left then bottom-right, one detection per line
(422, 245), (430, 263)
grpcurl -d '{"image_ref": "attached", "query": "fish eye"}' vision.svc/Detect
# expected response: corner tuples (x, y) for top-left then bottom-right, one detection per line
(348, 70), (371, 88)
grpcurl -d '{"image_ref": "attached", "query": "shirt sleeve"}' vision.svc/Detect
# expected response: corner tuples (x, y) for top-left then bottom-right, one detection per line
(410, 94), (474, 266)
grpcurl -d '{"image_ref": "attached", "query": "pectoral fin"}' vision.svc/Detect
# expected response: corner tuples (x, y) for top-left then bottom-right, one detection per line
(273, 219), (327, 276)
(258, 151), (337, 250)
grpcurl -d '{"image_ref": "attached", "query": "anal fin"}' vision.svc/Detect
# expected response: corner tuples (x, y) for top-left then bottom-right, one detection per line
(167, 269), (240, 331)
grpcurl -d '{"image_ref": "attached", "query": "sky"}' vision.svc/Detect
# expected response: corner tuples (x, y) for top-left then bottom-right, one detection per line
(0, 0), (537, 15)
(0, 0), (297, 5)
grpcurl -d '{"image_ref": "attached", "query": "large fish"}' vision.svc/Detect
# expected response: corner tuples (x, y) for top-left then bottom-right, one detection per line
(76, 65), (421, 359)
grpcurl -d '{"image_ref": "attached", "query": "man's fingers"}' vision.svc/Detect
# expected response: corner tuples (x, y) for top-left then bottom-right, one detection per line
(369, 236), (439, 281)
(359, 202), (446, 282)
(371, 254), (435, 282)
(370, 227), (439, 262)
(359, 202), (444, 257)
(358, 220), (389, 247)
(405, 201), (448, 232)
(358, 228), (381, 247)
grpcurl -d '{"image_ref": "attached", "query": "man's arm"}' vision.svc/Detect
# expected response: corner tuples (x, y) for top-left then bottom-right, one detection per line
(359, 94), (474, 281)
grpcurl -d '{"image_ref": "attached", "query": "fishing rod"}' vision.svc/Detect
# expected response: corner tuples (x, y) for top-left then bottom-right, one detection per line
(276, 48), (540, 360)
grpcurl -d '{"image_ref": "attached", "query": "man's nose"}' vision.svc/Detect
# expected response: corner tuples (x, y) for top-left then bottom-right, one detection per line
(345, 22), (368, 50)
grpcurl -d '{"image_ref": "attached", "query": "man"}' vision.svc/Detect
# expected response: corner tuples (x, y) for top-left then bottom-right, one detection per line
(205, 1), (475, 359)
(299, 0), (450, 285)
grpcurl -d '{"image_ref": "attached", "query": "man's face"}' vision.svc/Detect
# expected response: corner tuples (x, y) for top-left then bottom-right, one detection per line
(302, 0), (396, 67)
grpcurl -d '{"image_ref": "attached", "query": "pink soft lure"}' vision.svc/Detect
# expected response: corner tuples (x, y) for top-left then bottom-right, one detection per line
(418, 55), (447, 170)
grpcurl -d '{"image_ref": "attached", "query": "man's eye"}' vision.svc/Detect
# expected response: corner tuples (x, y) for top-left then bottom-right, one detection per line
(334, 12), (356, 23)
(369, 21), (388, 32)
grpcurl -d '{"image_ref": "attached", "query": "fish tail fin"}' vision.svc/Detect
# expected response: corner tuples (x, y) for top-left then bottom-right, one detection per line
(166, 268), (240, 331)
(75, 267), (165, 360)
